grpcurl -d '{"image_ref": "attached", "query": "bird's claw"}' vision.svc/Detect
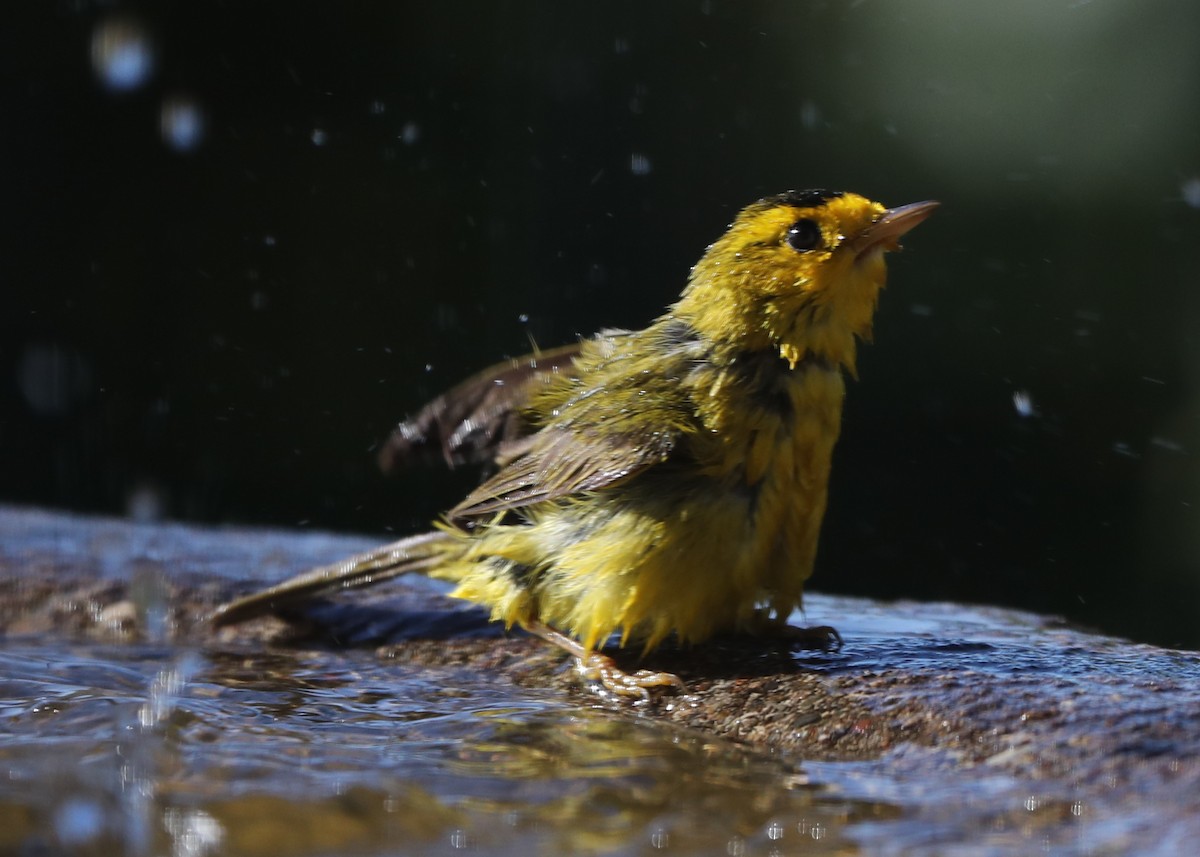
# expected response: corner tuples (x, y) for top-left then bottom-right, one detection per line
(774, 623), (843, 653)
(782, 624), (840, 652)
(574, 653), (686, 701)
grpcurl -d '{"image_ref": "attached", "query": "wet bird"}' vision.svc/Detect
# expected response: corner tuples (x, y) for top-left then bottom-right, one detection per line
(212, 190), (938, 697)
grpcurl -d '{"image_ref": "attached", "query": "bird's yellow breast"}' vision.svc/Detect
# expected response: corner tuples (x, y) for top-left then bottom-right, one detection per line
(437, 357), (845, 653)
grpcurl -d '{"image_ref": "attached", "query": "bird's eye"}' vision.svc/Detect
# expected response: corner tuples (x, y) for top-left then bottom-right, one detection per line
(785, 219), (822, 252)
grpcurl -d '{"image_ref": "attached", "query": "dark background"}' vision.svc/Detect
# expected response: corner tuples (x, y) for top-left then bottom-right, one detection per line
(4, 1), (1200, 648)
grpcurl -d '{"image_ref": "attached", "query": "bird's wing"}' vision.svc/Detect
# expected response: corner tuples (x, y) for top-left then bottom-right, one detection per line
(447, 423), (679, 522)
(377, 342), (586, 473)
(447, 343), (699, 523)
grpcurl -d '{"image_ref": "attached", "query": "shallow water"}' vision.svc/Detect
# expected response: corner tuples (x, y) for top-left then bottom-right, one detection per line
(0, 639), (872, 856)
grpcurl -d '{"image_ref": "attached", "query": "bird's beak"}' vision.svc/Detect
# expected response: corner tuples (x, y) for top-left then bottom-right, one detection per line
(851, 200), (940, 259)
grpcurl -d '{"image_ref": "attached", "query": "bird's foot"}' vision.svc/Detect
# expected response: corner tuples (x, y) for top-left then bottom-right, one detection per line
(770, 623), (843, 652)
(574, 653), (686, 702)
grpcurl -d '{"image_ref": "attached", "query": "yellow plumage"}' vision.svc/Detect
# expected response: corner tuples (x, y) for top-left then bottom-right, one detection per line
(212, 189), (937, 696)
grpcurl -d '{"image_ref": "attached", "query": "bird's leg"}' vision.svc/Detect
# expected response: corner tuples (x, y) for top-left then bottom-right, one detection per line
(522, 620), (685, 701)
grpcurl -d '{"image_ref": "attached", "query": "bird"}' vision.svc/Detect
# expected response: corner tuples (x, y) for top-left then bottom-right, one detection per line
(211, 189), (938, 698)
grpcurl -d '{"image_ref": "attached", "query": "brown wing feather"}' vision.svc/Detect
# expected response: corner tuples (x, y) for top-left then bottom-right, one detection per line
(377, 342), (586, 472)
(448, 424), (678, 522)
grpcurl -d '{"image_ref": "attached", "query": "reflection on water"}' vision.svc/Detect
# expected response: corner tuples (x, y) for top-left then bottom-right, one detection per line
(0, 642), (872, 856)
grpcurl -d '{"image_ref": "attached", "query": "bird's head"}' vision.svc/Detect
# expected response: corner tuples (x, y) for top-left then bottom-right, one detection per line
(678, 190), (937, 373)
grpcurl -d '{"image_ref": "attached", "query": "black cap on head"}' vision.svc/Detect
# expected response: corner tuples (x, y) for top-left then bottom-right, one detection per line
(763, 189), (845, 209)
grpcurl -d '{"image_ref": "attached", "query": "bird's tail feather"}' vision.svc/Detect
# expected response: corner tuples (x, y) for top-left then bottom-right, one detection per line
(210, 529), (455, 627)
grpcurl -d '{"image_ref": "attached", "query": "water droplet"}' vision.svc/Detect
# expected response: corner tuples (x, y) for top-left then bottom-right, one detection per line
(55, 798), (105, 845)
(90, 16), (155, 91)
(163, 808), (224, 854)
(1111, 441), (1140, 460)
(1012, 390), (1035, 418)
(799, 99), (821, 130)
(400, 121), (421, 145)
(130, 559), (171, 642)
(126, 482), (166, 524)
(138, 654), (202, 729)
(1181, 177), (1200, 209)
(16, 342), (92, 416)
(311, 128), (328, 146)
(1149, 436), (1185, 453)
(160, 96), (205, 151)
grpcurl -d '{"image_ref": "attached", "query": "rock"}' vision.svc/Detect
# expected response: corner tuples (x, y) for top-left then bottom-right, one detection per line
(3, 504), (1199, 853)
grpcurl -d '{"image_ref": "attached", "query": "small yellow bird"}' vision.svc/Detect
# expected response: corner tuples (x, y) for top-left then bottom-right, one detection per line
(212, 190), (937, 697)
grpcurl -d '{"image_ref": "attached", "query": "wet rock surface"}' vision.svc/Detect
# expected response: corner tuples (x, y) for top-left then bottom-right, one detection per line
(3, 505), (1199, 855)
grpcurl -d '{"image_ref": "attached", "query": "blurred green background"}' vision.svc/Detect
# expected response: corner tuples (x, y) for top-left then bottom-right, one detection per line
(4, 1), (1200, 647)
